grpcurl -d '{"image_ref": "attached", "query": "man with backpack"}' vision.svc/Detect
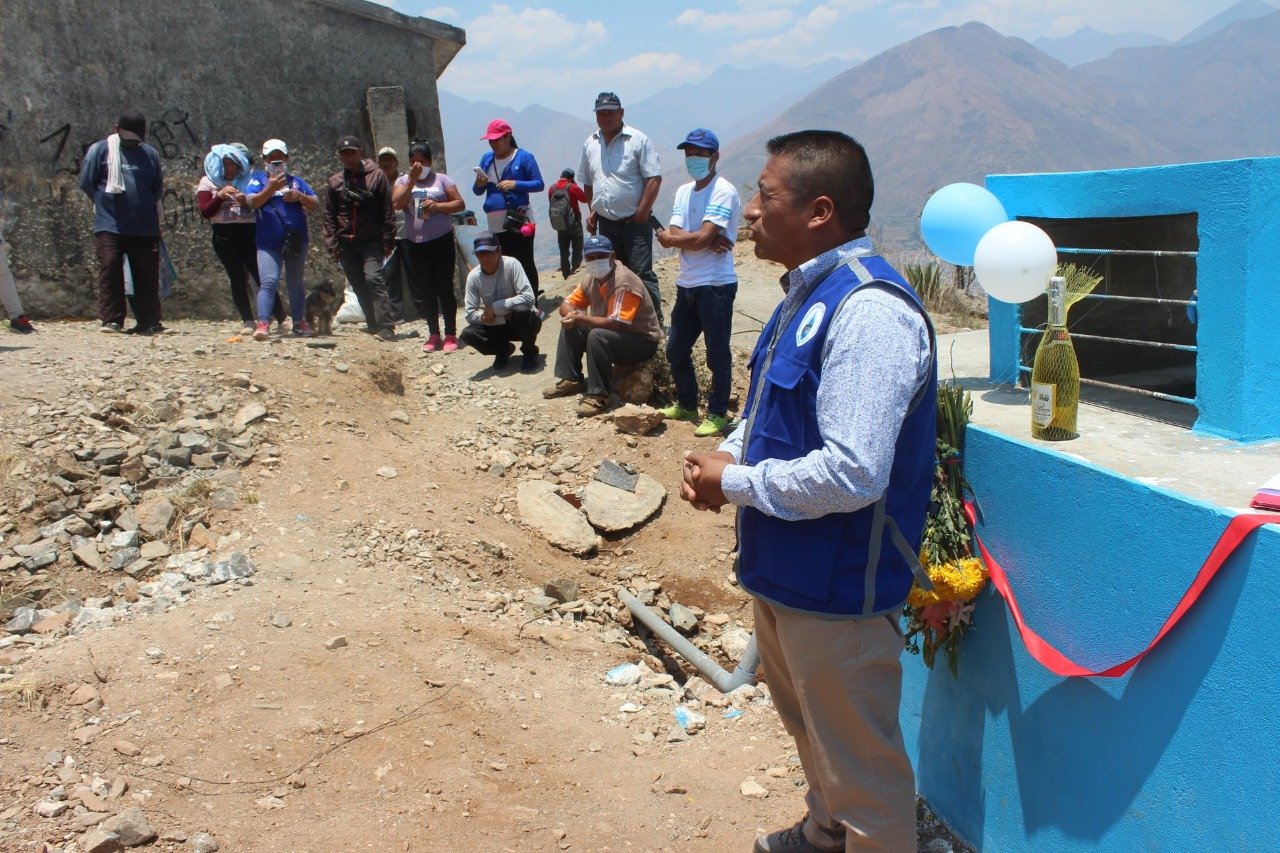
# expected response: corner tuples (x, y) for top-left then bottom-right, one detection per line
(548, 168), (587, 279)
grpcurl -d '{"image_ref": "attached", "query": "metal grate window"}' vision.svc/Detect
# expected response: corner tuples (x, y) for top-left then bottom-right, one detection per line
(1015, 214), (1200, 424)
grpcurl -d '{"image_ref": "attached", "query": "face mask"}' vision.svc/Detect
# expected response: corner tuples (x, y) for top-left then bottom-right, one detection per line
(685, 156), (712, 180)
(584, 258), (612, 279)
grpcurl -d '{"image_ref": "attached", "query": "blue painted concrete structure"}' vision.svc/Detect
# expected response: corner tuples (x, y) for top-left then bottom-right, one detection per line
(901, 426), (1280, 850)
(984, 157), (1280, 442)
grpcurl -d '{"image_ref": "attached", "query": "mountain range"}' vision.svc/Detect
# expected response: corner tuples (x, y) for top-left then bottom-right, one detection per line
(437, 2), (1280, 255)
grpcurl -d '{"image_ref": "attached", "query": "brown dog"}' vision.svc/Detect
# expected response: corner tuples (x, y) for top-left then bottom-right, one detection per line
(304, 282), (341, 336)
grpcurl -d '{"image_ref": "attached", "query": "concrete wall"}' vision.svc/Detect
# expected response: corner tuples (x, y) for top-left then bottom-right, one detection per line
(984, 157), (1280, 442)
(0, 0), (463, 319)
(902, 427), (1280, 850)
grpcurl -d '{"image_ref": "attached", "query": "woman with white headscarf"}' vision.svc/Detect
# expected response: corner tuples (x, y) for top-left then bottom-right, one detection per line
(197, 143), (284, 333)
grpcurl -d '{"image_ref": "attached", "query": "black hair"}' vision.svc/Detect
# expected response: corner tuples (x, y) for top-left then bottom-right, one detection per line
(765, 130), (873, 233)
(408, 140), (433, 161)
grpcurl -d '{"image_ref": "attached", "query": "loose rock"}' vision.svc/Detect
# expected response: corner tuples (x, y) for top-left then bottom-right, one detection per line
(80, 829), (124, 853)
(610, 404), (664, 436)
(669, 602), (699, 634)
(190, 832), (221, 853)
(100, 807), (157, 847)
(516, 481), (598, 556)
(582, 473), (666, 532)
(543, 578), (581, 604)
(231, 402), (268, 435)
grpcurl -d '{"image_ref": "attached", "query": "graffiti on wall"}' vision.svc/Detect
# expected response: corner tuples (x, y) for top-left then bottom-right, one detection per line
(0, 107), (203, 179)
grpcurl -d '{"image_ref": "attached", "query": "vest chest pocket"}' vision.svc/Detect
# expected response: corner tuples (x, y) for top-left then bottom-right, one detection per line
(751, 352), (819, 462)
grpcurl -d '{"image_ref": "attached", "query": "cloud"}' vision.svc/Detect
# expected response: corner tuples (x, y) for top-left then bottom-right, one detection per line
(442, 50), (706, 108)
(464, 4), (607, 57)
(727, 0), (883, 62)
(672, 6), (795, 35)
(903, 0), (1218, 41)
(418, 5), (460, 20)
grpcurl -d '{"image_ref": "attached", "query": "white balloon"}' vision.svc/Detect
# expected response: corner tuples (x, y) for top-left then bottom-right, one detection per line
(973, 221), (1057, 304)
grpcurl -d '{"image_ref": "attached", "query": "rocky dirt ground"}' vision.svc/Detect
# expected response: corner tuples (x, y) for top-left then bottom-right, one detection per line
(0, 245), (975, 852)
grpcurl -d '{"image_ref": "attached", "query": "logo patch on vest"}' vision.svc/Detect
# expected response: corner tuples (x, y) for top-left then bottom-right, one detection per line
(795, 302), (826, 347)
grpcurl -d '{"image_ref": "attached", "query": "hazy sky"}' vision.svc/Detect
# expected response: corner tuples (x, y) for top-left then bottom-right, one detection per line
(379, 0), (1250, 113)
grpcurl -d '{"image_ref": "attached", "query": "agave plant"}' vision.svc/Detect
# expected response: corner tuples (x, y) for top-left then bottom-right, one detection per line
(903, 261), (944, 312)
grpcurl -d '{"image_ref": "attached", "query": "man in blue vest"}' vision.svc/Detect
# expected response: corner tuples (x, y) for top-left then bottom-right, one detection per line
(682, 130), (936, 852)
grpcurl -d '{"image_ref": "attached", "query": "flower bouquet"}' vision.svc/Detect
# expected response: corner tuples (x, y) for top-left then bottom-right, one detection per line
(904, 381), (987, 674)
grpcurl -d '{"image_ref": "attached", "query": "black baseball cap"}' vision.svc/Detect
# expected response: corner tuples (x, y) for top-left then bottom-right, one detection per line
(473, 231), (501, 254)
(594, 92), (622, 111)
(116, 109), (146, 143)
(336, 134), (363, 152)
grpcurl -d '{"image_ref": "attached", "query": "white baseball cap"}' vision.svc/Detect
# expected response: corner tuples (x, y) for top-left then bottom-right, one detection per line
(377, 146), (398, 159)
(261, 138), (288, 157)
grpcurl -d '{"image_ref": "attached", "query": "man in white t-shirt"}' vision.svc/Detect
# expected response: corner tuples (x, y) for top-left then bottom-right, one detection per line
(657, 128), (740, 437)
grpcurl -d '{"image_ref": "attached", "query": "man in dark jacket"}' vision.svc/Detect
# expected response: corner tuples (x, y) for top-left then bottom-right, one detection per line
(78, 109), (165, 335)
(323, 135), (396, 341)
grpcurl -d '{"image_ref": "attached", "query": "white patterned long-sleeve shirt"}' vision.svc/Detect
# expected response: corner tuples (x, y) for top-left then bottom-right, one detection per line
(718, 237), (932, 522)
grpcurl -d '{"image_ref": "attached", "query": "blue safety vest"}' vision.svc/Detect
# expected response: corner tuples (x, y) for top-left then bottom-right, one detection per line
(736, 254), (937, 617)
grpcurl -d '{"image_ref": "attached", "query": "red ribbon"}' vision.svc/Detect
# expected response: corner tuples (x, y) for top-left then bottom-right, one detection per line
(963, 501), (1277, 678)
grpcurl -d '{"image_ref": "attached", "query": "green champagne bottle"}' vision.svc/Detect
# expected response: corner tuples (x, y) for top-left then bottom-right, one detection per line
(1030, 276), (1079, 441)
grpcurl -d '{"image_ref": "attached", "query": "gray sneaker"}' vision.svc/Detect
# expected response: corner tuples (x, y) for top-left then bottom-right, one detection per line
(99, 322), (122, 334)
(754, 821), (835, 853)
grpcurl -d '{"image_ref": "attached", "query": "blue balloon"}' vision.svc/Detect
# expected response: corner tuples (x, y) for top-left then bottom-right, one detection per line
(920, 183), (1009, 267)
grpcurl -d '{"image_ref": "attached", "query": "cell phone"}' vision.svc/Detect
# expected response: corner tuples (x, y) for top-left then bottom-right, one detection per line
(473, 166), (487, 180)
(648, 214), (665, 233)
(267, 161), (286, 177)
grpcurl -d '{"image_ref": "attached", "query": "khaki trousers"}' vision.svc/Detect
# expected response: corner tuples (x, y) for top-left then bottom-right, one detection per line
(753, 597), (916, 852)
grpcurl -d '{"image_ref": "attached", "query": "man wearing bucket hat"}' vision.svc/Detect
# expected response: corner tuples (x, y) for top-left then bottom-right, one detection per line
(458, 232), (541, 372)
(543, 234), (662, 418)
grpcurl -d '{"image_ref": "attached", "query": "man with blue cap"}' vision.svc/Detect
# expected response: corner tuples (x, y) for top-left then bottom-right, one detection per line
(543, 233), (663, 417)
(657, 128), (741, 438)
(458, 231), (541, 371)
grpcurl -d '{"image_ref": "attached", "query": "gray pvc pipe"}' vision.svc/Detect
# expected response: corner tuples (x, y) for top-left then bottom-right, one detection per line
(616, 587), (759, 694)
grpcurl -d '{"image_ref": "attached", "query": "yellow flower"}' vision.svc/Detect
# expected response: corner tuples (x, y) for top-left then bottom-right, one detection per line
(907, 557), (988, 608)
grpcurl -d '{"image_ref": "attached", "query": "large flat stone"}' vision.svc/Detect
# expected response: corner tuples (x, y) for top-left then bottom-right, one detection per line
(516, 481), (598, 556)
(582, 473), (666, 532)
(230, 402), (268, 435)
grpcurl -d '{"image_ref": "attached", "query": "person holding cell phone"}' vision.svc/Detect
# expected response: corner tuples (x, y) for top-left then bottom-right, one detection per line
(197, 143), (286, 334)
(392, 140), (465, 353)
(244, 138), (320, 340)
(472, 119), (545, 300)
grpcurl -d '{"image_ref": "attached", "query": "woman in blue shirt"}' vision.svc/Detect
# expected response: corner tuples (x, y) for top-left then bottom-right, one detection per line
(473, 119), (545, 299)
(245, 138), (320, 340)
